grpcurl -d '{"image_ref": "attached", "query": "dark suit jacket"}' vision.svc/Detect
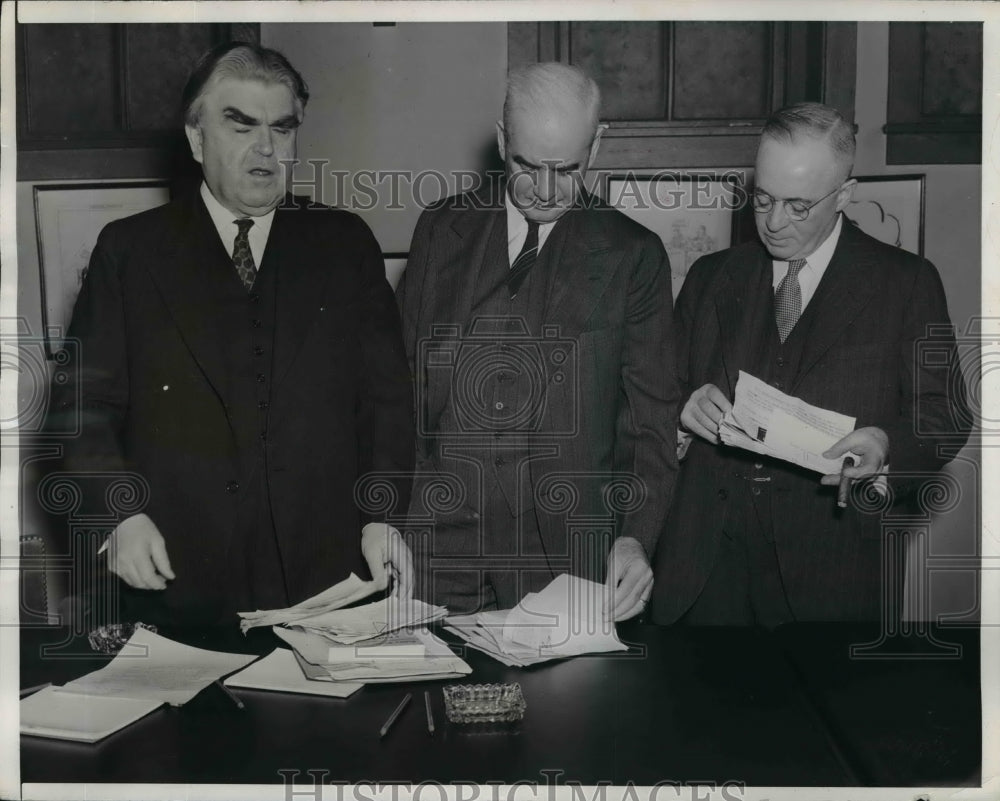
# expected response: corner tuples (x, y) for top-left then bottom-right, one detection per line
(47, 191), (414, 621)
(651, 218), (971, 623)
(397, 190), (680, 573)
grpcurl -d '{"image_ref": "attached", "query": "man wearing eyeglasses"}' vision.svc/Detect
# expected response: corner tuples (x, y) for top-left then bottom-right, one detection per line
(650, 102), (970, 626)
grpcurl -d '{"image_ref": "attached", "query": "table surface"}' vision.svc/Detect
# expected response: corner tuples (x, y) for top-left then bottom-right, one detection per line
(18, 622), (981, 788)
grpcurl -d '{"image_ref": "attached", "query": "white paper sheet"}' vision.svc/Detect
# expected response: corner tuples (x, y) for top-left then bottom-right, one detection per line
(59, 628), (256, 706)
(224, 649), (363, 698)
(238, 572), (381, 632)
(720, 371), (857, 474)
(20, 686), (164, 742)
(446, 574), (628, 666)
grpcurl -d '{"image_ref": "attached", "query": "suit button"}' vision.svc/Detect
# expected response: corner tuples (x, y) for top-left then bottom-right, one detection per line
(773, 381), (784, 390)
(249, 293), (260, 304)
(718, 488), (728, 500)
(251, 319), (262, 329)
(226, 481), (240, 494)
(258, 400), (269, 410)
(256, 374), (266, 383)
(752, 487), (762, 496)
(777, 357), (785, 366)
(494, 401), (504, 411)
(254, 346), (264, 356)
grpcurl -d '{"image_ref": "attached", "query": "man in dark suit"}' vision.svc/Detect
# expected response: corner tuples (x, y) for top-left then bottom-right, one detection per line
(398, 63), (679, 618)
(651, 102), (971, 626)
(47, 43), (414, 627)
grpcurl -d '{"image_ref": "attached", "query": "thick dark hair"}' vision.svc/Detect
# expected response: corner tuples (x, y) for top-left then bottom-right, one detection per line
(181, 41), (309, 126)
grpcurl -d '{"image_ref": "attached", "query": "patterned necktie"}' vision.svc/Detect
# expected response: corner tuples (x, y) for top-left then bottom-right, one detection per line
(507, 221), (540, 299)
(774, 258), (807, 343)
(232, 218), (257, 291)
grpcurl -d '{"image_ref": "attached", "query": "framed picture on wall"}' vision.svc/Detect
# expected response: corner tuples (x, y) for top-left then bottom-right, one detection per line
(603, 172), (745, 300)
(843, 174), (925, 256)
(383, 253), (408, 292)
(34, 181), (171, 357)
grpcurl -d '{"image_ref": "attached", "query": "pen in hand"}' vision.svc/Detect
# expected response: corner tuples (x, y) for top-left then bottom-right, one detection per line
(837, 456), (856, 508)
(380, 693), (412, 738)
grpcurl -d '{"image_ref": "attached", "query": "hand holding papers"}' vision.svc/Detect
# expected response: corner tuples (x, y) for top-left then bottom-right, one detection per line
(361, 522), (415, 598)
(719, 371), (858, 475)
(446, 574), (628, 667)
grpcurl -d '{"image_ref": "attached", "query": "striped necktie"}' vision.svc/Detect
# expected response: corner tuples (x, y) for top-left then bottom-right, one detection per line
(232, 218), (257, 291)
(507, 221), (540, 299)
(774, 258), (807, 343)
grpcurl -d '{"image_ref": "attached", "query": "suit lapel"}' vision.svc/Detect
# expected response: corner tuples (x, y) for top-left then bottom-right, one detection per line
(144, 193), (249, 412)
(714, 245), (770, 396)
(792, 220), (881, 390)
(268, 199), (338, 391)
(545, 205), (623, 338)
(422, 199), (506, 423)
(441, 203), (506, 330)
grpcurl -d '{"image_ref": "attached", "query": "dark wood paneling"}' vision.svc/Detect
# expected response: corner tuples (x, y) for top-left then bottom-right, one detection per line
(672, 22), (771, 121)
(921, 23), (982, 117)
(568, 22), (667, 120)
(17, 22), (261, 179)
(21, 25), (119, 136)
(507, 21), (856, 169)
(124, 24), (219, 131)
(886, 22), (981, 165)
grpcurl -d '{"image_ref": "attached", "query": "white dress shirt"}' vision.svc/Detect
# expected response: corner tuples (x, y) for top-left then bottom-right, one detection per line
(200, 182), (275, 267)
(505, 193), (558, 265)
(771, 214), (843, 312)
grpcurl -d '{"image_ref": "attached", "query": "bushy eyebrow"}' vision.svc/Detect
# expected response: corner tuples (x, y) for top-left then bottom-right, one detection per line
(223, 106), (301, 130)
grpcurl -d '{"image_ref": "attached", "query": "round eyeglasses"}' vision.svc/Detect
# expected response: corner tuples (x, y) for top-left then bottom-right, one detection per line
(752, 183), (843, 222)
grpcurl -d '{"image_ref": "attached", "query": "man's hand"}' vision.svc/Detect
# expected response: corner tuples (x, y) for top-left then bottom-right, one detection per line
(106, 513), (175, 590)
(604, 536), (653, 621)
(820, 426), (890, 485)
(680, 383), (732, 444)
(361, 523), (414, 599)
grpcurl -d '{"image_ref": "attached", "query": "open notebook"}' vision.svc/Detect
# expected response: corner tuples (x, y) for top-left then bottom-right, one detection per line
(20, 687), (164, 743)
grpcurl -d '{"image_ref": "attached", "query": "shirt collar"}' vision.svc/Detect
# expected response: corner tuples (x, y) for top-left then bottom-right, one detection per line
(199, 182), (276, 250)
(798, 213), (843, 273)
(504, 191), (559, 248)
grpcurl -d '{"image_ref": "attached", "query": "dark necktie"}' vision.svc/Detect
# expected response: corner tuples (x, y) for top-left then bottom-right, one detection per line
(507, 221), (540, 299)
(774, 258), (807, 343)
(232, 218), (257, 291)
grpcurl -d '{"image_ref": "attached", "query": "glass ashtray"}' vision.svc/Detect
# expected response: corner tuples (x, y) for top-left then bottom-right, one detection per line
(442, 683), (526, 723)
(87, 622), (158, 654)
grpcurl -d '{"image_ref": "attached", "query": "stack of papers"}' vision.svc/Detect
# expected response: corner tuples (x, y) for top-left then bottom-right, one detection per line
(240, 578), (464, 684)
(20, 629), (257, 742)
(284, 597), (448, 644)
(275, 626), (471, 683)
(238, 572), (381, 632)
(225, 649), (363, 698)
(720, 371), (857, 474)
(445, 574), (628, 667)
